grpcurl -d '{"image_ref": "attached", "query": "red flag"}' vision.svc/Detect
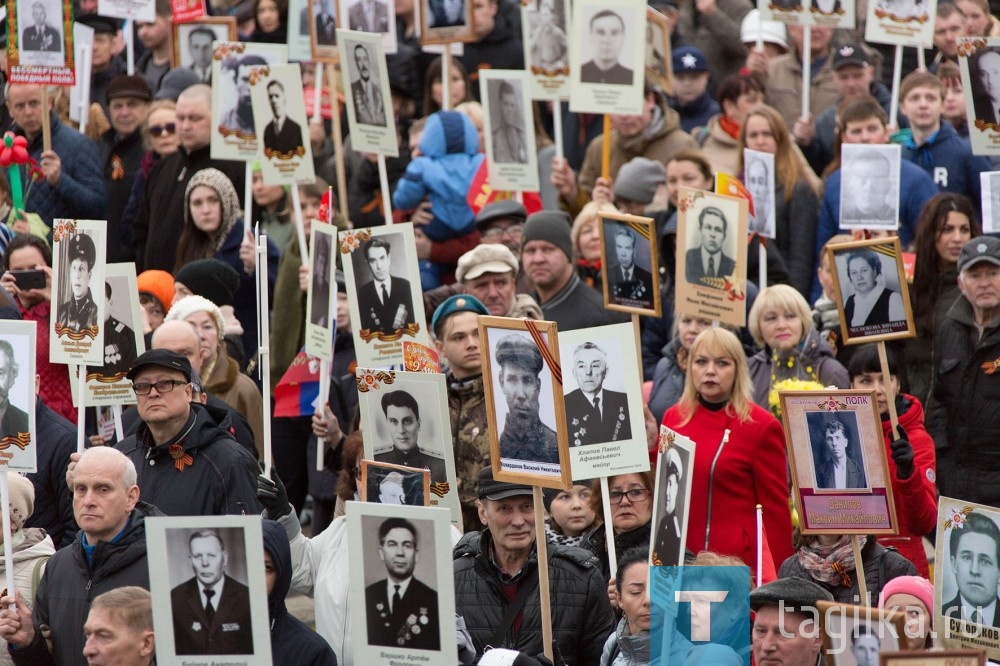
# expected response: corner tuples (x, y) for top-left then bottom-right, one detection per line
(466, 161), (543, 216)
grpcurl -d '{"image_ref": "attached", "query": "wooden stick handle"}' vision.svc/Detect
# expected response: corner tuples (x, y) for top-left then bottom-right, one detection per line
(532, 486), (554, 662)
(41, 88), (52, 153)
(601, 115), (611, 179)
(851, 535), (868, 606)
(877, 341), (899, 438)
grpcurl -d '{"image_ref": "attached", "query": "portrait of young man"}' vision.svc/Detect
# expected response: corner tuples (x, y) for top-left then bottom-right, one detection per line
(812, 417), (868, 490)
(685, 206), (735, 286)
(373, 389), (446, 484)
(580, 9), (634, 85)
(942, 510), (1000, 626)
(262, 80), (304, 156)
(355, 236), (416, 335)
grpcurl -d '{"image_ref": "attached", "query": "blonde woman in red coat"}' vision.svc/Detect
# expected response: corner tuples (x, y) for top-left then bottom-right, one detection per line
(662, 327), (795, 570)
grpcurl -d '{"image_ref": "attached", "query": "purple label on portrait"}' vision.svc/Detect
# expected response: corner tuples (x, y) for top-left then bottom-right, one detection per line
(800, 489), (893, 531)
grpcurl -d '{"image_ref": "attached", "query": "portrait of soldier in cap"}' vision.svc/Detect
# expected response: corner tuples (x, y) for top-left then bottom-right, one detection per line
(652, 446), (685, 567)
(56, 233), (99, 332)
(494, 333), (559, 464)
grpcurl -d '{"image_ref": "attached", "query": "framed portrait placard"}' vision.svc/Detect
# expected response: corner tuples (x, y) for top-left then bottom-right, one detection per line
(864, 0), (936, 46)
(839, 144), (901, 232)
(0, 321), (37, 473)
(360, 459), (431, 506)
(7, 0), (75, 84)
(599, 211), (661, 316)
(960, 38), (1000, 155)
(521, 0), (571, 100)
(419, 0), (476, 46)
(934, 497), (1000, 661)
(649, 427), (694, 567)
(481, 69), (539, 192)
(780, 389), (899, 536)
(309, 0), (341, 61)
(340, 223), (430, 368)
(210, 41), (288, 162)
(568, 0), (646, 115)
(980, 171), (1000, 232)
(826, 237), (915, 345)
(879, 651), (986, 665)
(345, 502), (458, 665)
(250, 63), (316, 185)
(340, 0), (398, 54)
(817, 600), (906, 666)
(674, 187), (749, 328)
(50, 219), (106, 366)
(560, 323), (649, 479)
(356, 368), (461, 526)
(337, 29), (400, 157)
(645, 7), (673, 94)
(305, 221), (338, 358)
(744, 148), (776, 238)
(170, 17), (236, 68)
(146, 515), (271, 665)
(479, 316), (570, 490)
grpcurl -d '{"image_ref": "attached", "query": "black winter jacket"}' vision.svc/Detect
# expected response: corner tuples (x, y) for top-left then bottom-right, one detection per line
(97, 126), (147, 262)
(9, 502), (163, 666)
(24, 398), (78, 549)
(115, 403), (262, 516)
(459, 4), (524, 99)
(929, 296), (1000, 506)
(453, 530), (614, 664)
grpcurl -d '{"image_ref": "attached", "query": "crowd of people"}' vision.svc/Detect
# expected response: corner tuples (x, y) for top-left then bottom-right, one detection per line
(1, 0), (1000, 663)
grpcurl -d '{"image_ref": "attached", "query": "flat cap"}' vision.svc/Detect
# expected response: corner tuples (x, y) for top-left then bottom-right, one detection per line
(107, 74), (153, 103)
(127, 348), (193, 382)
(494, 334), (543, 374)
(477, 466), (533, 501)
(67, 233), (96, 268)
(431, 294), (489, 336)
(749, 577), (834, 611)
(456, 244), (519, 283)
(475, 200), (527, 231)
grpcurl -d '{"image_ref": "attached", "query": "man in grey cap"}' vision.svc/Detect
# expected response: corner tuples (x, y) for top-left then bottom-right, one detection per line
(475, 200), (527, 255)
(750, 577), (832, 665)
(495, 334), (559, 464)
(931, 235), (1000, 507)
(56, 233), (99, 332)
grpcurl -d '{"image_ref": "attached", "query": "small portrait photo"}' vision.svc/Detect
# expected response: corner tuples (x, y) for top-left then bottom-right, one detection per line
(644, 7), (672, 93)
(172, 18), (236, 74)
(526, 0), (569, 72)
(51, 220), (107, 366)
(650, 432), (693, 567)
(970, 46), (1000, 129)
(818, 601), (905, 666)
(344, 37), (388, 127)
(569, 0), (646, 115)
(744, 148), (776, 238)
(805, 410), (869, 490)
(147, 517), (270, 664)
(250, 64), (317, 185)
(828, 238), (914, 343)
(361, 460), (431, 505)
(338, 30), (400, 156)
(16, 0), (65, 65)
(579, 7), (634, 86)
(89, 270), (142, 380)
(310, 230), (333, 327)
(839, 144), (901, 231)
(351, 232), (417, 337)
(936, 500), (1000, 642)
(0, 322), (37, 473)
(480, 317), (570, 489)
(563, 340), (632, 447)
(770, 0), (803, 9)
(600, 213), (660, 315)
(980, 171), (1000, 233)
(420, 0), (475, 45)
(216, 48), (285, 142)
(345, 0), (391, 32)
(486, 78), (528, 165)
(346, 502), (457, 663)
(684, 203), (738, 287)
(310, 0), (340, 58)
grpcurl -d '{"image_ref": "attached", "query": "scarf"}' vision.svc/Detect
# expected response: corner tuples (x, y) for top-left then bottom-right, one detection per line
(183, 167), (243, 254)
(719, 115), (741, 140)
(544, 521), (584, 549)
(795, 535), (867, 587)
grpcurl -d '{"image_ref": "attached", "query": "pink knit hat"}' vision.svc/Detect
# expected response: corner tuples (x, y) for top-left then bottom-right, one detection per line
(879, 575), (935, 626)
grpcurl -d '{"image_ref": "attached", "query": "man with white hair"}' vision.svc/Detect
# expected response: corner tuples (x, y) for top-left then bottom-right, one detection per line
(0, 447), (161, 666)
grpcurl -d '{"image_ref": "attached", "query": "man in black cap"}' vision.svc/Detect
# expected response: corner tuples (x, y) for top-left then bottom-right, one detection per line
(750, 577), (833, 665)
(495, 334), (559, 464)
(652, 447), (683, 566)
(452, 467), (613, 662)
(113, 349), (261, 517)
(56, 233), (99, 332)
(99, 74), (153, 263)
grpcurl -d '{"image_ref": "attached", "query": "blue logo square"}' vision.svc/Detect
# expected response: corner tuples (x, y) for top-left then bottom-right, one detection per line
(650, 565), (752, 665)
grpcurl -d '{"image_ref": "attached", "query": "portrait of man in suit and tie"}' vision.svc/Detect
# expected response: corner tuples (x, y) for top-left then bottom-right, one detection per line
(580, 9), (634, 86)
(426, 0), (466, 28)
(314, 0), (338, 45)
(364, 518), (440, 650)
(348, 0), (390, 32)
(170, 530), (253, 655)
(811, 417), (868, 490)
(0, 341), (29, 443)
(356, 236), (416, 336)
(564, 341), (632, 446)
(607, 225), (654, 306)
(185, 27), (216, 83)
(262, 80), (305, 157)
(21, 2), (61, 52)
(942, 510), (1000, 627)
(349, 42), (387, 127)
(685, 206), (736, 287)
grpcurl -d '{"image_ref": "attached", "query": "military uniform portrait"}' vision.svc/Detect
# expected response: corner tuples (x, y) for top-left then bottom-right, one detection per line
(92, 279), (138, 378)
(605, 222), (655, 310)
(347, 0), (390, 32)
(0, 339), (30, 446)
(651, 444), (691, 567)
(346, 40), (387, 127)
(372, 389), (447, 484)
(528, 0), (568, 72)
(563, 341), (632, 447)
(487, 79), (528, 165)
(56, 233), (99, 333)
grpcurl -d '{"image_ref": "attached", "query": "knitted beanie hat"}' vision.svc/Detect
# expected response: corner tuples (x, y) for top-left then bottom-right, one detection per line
(879, 575), (935, 625)
(174, 259), (240, 308)
(7, 473), (34, 533)
(614, 157), (666, 204)
(165, 294), (226, 343)
(521, 211), (573, 261)
(137, 269), (175, 312)
(541, 481), (590, 513)
(184, 168), (243, 254)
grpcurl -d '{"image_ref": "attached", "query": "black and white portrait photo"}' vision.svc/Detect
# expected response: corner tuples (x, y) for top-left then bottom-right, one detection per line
(563, 341), (632, 446)
(875, 0), (926, 20)
(605, 222), (655, 309)
(806, 411), (869, 490)
(528, 0), (568, 71)
(839, 144), (901, 230)
(426, 0), (465, 28)
(487, 79), (528, 164)
(685, 205), (736, 286)
(173, 20), (235, 78)
(972, 47), (1000, 128)
(262, 79), (305, 157)
(361, 461), (430, 505)
(56, 232), (99, 334)
(0, 323), (36, 472)
(651, 444), (690, 568)
(313, 0), (339, 46)
(20, 0), (62, 53)
(352, 234), (417, 336)
(221, 54), (269, 139)
(818, 601), (905, 666)
(51, 221), (106, 365)
(249, 64), (317, 184)
(346, 40), (387, 127)
(92, 278), (138, 378)
(310, 231), (333, 327)
(480, 70), (539, 192)
(211, 41), (286, 160)
(420, 0), (475, 45)
(372, 389), (447, 484)
(580, 8), (634, 86)
(346, 0), (390, 32)
(813, 0), (843, 14)
(147, 517), (270, 664)
(493, 332), (560, 465)
(832, 243), (911, 341)
(744, 148), (776, 238)
(982, 171), (1000, 234)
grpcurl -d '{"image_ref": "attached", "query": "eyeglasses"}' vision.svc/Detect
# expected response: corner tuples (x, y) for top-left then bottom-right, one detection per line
(608, 488), (651, 505)
(133, 379), (189, 395)
(149, 123), (176, 137)
(482, 224), (524, 240)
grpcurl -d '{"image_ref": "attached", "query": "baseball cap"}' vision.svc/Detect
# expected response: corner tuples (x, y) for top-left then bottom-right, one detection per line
(672, 46), (709, 74)
(477, 466), (533, 501)
(832, 43), (871, 70)
(958, 236), (1000, 273)
(126, 349), (193, 382)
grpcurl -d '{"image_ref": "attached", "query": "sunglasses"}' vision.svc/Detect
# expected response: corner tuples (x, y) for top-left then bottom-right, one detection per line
(149, 123), (176, 137)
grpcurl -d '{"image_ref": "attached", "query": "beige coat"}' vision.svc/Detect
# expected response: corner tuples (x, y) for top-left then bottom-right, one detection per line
(766, 49), (841, 132)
